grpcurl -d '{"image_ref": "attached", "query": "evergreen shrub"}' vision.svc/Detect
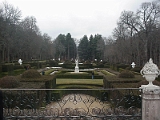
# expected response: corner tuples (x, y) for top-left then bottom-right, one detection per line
(62, 61), (74, 69)
(23, 62), (41, 68)
(0, 76), (20, 88)
(64, 60), (73, 64)
(21, 69), (41, 78)
(23, 62), (35, 67)
(2, 64), (14, 72)
(45, 75), (56, 89)
(125, 67), (131, 70)
(48, 60), (58, 67)
(23, 64), (31, 69)
(131, 67), (142, 73)
(104, 63), (110, 68)
(79, 63), (93, 69)
(156, 76), (160, 82)
(14, 69), (25, 75)
(116, 64), (129, 71)
(110, 64), (117, 71)
(0, 65), (2, 72)
(119, 70), (135, 78)
(56, 74), (103, 79)
(14, 65), (24, 70)
(96, 63), (104, 68)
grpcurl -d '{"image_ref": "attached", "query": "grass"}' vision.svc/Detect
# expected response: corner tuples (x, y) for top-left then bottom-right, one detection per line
(101, 70), (116, 76)
(56, 78), (103, 86)
(56, 78), (103, 89)
(44, 69), (54, 75)
(55, 84), (101, 89)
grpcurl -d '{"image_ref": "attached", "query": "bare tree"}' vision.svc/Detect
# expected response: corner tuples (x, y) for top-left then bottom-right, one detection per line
(1, 1), (21, 62)
(119, 0), (160, 63)
(2, 1), (21, 24)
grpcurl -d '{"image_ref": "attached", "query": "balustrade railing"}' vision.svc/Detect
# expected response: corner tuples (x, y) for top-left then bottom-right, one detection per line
(1, 88), (142, 120)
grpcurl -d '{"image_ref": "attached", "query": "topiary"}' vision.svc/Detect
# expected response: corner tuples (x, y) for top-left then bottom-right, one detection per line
(21, 69), (41, 78)
(48, 60), (58, 67)
(131, 67), (142, 73)
(119, 70), (135, 78)
(63, 60), (73, 64)
(0, 76), (20, 88)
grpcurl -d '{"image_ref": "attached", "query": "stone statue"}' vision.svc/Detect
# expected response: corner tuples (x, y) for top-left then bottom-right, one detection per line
(18, 59), (22, 65)
(75, 59), (79, 73)
(75, 59), (78, 67)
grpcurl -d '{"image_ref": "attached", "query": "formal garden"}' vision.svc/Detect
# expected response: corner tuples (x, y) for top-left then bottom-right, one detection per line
(0, 59), (160, 119)
(1, 59), (160, 90)
(0, 59), (159, 103)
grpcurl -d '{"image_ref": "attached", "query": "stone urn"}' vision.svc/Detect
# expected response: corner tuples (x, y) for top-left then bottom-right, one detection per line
(140, 58), (160, 88)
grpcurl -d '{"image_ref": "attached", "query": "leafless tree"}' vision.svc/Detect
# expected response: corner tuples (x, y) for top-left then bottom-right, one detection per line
(119, 0), (160, 64)
(1, 1), (21, 62)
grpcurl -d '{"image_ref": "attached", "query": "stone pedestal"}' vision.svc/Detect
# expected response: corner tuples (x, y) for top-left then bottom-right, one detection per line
(141, 86), (160, 120)
(75, 66), (79, 73)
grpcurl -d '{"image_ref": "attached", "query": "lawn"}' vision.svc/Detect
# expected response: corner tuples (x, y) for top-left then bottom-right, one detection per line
(56, 78), (103, 86)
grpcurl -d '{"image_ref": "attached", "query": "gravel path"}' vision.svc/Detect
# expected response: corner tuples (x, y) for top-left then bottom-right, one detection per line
(46, 94), (110, 113)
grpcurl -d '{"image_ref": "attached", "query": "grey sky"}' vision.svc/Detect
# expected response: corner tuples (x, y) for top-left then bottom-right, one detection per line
(6, 0), (153, 40)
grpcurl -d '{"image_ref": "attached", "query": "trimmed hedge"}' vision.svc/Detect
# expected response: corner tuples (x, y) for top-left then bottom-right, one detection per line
(0, 65), (2, 72)
(56, 74), (103, 79)
(57, 70), (93, 74)
(0, 72), (8, 78)
(55, 70), (102, 79)
(101, 70), (115, 76)
(22, 61), (47, 69)
(110, 64), (129, 71)
(45, 75), (56, 89)
(79, 63), (93, 69)
(62, 64), (74, 69)
(131, 67), (142, 73)
(2, 64), (14, 72)
(21, 69), (41, 78)
(14, 69), (25, 75)
(13, 65), (24, 70)
(19, 75), (56, 89)
(61, 62), (93, 69)
(0, 76), (20, 88)
(104, 63), (110, 68)
(119, 70), (135, 78)
(156, 76), (160, 82)
(95, 63), (104, 68)
(48, 60), (58, 67)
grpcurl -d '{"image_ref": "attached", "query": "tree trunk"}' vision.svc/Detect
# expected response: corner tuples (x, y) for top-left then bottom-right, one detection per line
(2, 46), (5, 62)
(7, 46), (10, 63)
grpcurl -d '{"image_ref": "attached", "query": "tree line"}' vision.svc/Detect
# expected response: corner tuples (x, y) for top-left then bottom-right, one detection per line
(78, 34), (105, 61)
(53, 33), (77, 61)
(0, 2), (54, 62)
(1, 0), (160, 67)
(53, 33), (105, 62)
(105, 0), (160, 66)
(0, 1), (105, 63)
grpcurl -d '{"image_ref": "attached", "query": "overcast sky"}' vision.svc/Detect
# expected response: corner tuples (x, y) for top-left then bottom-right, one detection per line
(5, 0), (153, 40)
